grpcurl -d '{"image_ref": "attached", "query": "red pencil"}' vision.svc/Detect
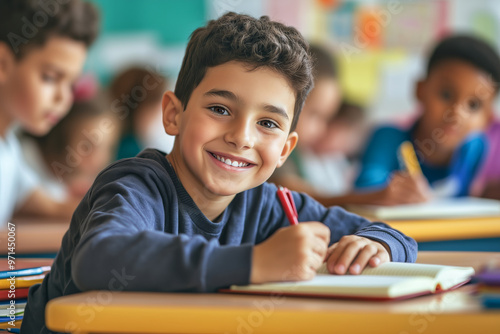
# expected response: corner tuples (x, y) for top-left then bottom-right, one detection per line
(277, 186), (299, 225)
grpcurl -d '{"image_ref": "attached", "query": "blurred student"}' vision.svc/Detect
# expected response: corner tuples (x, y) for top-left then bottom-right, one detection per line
(269, 44), (342, 193)
(21, 83), (119, 202)
(471, 119), (500, 200)
(354, 34), (499, 204)
(0, 0), (99, 225)
(109, 66), (173, 159)
(304, 101), (367, 196)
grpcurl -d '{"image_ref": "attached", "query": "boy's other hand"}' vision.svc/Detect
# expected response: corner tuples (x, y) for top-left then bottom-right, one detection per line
(251, 222), (330, 284)
(376, 171), (431, 205)
(324, 235), (391, 275)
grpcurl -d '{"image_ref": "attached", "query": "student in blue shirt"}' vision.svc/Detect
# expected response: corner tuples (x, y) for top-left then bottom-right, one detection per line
(22, 12), (417, 333)
(355, 35), (500, 203)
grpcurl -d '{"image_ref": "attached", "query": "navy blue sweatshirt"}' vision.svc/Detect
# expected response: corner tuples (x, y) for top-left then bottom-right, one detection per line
(22, 149), (417, 333)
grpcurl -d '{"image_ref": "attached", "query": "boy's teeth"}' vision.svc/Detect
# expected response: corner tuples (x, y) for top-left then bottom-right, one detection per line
(213, 153), (248, 167)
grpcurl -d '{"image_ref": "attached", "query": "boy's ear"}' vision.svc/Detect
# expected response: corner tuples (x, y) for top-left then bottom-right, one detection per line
(276, 131), (299, 168)
(162, 91), (183, 136)
(415, 79), (426, 102)
(0, 42), (15, 83)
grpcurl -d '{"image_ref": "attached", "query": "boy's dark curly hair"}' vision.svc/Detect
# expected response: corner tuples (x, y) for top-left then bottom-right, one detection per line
(0, 0), (99, 57)
(427, 34), (500, 92)
(175, 12), (314, 131)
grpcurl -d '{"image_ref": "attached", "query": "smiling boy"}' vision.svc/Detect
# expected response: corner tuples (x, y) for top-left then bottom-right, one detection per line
(23, 12), (416, 332)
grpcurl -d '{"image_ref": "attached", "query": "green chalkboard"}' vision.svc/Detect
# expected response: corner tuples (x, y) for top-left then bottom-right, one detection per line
(89, 0), (206, 44)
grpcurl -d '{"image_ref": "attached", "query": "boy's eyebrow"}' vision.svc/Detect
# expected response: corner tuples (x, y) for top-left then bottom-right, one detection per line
(204, 89), (289, 120)
(204, 89), (240, 102)
(261, 104), (289, 121)
(41, 63), (65, 77)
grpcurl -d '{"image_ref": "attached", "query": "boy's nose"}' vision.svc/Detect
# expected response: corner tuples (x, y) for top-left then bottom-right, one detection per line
(224, 119), (256, 150)
(54, 84), (73, 109)
(451, 102), (469, 118)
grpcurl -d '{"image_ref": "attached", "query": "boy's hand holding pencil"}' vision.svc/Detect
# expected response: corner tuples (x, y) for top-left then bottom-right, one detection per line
(375, 171), (432, 205)
(251, 222), (330, 284)
(372, 141), (432, 206)
(250, 186), (393, 284)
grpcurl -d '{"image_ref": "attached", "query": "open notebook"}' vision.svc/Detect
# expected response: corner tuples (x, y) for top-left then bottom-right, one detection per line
(346, 197), (500, 220)
(223, 262), (475, 301)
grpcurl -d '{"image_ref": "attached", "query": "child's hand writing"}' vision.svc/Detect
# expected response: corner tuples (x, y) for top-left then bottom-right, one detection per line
(324, 235), (391, 275)
(251, 222), (330, 284)
(375, 171), (431, 205)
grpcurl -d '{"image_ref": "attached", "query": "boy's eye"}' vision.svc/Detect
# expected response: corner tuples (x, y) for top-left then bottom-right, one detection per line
(258, 119), (278, 129)
(42, 73), (57, 83)
(209, 106), (229, 115)
(439, 89), (453, 101)
(468, 99), (482, 111)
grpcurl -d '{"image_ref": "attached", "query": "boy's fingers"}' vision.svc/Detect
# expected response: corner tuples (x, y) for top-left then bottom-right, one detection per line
(325, 235), (359, 273)
(303, 222), (331, 244)
(309, 252), (325, 271)
(313, 236), (328, 255)
(334, 238), (382, 275)
(329, 241), (362, 275)
(348, 243), (378, 274)
(373, 246), (391, 265)
(325, 241), (346, 273)
(324, 243), (337, 261)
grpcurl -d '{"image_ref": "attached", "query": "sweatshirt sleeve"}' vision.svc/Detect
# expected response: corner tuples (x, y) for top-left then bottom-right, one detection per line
(354, 126), (407, 190)
(449, 133), (488, 196)
(263, 187), (417, 263)
(71, 162), (252, 293)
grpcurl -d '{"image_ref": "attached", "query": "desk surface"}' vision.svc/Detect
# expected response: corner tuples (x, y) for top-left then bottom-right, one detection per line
(385, 216), (500, 242)
(0, 218), (68, 254)
(46, 251), (500, 334)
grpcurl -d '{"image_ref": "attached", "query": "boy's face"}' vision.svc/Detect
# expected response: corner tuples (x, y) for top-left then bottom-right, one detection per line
(164, 61), (298, 198)
(66, 114), (120, 197)
(313, 120), (366, 156)
(416, 59), (495, 151)
(295, 78), (341, 149)
(0, 37), (87, 135)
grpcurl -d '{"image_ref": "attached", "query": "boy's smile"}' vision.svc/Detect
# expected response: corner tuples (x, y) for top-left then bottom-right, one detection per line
(163, 61), (298, 219)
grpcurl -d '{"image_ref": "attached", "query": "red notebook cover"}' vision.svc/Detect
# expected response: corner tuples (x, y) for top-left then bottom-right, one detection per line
(0, 287), (30, 301)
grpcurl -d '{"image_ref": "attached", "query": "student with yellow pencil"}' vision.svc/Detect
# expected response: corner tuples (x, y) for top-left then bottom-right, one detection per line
(354, 34), (500, 204)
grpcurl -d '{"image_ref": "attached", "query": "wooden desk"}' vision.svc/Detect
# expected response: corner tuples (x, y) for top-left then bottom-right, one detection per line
(385, 216), (500, 242)
(382, 216), (500, 251)
(46, 251), (500, 334)
(0, 219), (68, 255)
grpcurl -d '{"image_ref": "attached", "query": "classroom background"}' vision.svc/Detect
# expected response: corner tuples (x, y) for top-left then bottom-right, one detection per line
(86, 0), (500, 122)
